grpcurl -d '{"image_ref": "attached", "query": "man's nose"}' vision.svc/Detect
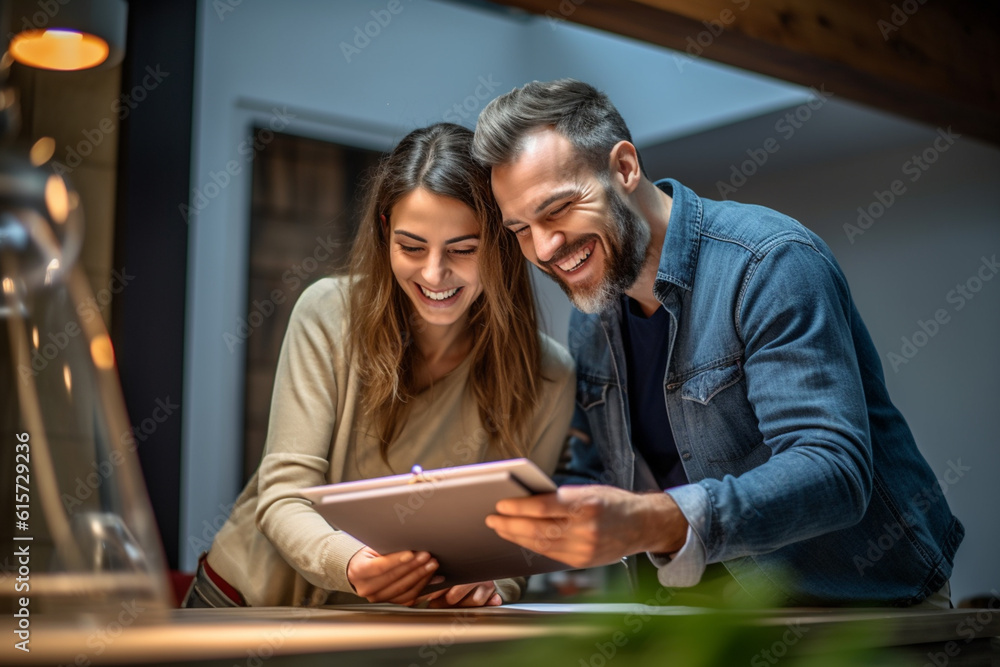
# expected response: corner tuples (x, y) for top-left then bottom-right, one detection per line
(534, 227), (565, 264)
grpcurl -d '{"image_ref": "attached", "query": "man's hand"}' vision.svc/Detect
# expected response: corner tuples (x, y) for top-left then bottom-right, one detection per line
(485, 485), (689, 569)
(346, 547), (441, 605)
(420, 581), (502, 608)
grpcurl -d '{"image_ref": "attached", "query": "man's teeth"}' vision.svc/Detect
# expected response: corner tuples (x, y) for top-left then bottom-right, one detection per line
(557, 246), (592, 272)
(419, 285), (460, 301)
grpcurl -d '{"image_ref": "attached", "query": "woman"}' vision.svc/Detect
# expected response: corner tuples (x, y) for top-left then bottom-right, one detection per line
(183, 123), (575, 609)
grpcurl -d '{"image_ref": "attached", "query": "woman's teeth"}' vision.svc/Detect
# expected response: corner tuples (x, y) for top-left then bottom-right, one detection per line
(557, 245), (592, 272)
(419, 285), (460, 301)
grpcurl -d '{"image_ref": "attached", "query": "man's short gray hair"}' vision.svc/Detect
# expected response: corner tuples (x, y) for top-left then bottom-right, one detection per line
(472, 78), (644, 175)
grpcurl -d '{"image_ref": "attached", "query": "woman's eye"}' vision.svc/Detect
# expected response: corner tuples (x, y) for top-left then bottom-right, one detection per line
(399, 245), (423, 253)
(450, 247), (478, 255)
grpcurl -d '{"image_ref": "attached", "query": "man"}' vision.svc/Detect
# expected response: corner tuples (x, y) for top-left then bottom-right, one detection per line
(475, 79), (963, 607)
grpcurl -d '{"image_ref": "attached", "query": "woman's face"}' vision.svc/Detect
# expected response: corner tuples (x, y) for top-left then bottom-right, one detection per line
(388, 187), (484, 332)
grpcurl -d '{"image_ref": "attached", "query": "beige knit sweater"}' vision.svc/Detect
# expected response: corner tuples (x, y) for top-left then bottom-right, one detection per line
(207, 277), (576, 607)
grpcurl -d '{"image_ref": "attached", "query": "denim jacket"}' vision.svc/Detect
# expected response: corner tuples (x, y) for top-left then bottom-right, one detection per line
(563, 179), (964, 606)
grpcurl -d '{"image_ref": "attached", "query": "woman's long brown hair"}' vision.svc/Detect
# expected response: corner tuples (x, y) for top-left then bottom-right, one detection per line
(346, 123), (541, 464)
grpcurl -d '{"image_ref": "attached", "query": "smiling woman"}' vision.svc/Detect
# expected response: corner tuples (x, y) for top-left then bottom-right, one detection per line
(388, 189), (484, 334)
(183, 123), (576, 611)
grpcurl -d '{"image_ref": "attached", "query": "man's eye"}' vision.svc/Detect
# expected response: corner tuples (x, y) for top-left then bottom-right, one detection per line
(514, 226), (530, 237)
(550, 202), (570, 216)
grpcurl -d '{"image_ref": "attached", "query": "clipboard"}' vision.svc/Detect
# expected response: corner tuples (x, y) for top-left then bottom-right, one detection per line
(298, 458), (571, 590)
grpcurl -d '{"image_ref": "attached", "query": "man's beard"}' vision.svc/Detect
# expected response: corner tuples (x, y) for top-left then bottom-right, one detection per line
(542, 183), (650, 314)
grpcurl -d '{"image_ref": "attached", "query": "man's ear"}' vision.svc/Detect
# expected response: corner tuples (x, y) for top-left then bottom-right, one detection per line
(608, 141), (642, 194)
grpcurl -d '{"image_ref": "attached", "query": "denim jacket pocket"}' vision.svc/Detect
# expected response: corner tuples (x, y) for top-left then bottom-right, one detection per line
(576, 377), (609, 410)
(679, 360), (743, 405)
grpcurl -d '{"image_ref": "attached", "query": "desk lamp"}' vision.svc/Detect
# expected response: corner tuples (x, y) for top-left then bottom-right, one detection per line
(0, 1), (170, 619)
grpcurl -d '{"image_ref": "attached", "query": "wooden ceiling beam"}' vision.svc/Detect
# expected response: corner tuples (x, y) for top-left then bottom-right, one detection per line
(493, 0), (1000, 145)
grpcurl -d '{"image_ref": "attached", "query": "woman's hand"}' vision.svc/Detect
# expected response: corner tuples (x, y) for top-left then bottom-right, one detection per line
(346, 547), (441, 605)
(421, 581), (501, 608)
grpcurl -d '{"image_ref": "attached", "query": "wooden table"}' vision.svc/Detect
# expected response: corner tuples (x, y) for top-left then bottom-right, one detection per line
(2, 602), (998, 666)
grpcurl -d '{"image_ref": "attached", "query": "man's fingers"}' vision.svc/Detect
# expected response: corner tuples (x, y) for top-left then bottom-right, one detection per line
(486, 515), (573, 545)
(486, 516), (596, 569)
(495, 485), (607, 518)
(494, 492), (570, 518)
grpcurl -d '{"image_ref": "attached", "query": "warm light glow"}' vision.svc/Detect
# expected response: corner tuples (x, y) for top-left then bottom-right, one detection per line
(91, 334), (115, 370)
(9, 29), (109, 71)
(30, 137), (57, 166)
(32, 327), (39, 349)
(2, 278), (14, 295)
(63, 364), (73, 393)
(46, 175), (70, 223)
(0, 89), (15, 111)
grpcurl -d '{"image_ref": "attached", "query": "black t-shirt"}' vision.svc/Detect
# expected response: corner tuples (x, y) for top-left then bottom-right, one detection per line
(620, 296), (688, 490)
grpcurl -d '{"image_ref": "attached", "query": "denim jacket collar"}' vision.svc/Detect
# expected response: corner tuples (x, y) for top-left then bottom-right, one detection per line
(653, 178), (703, 298)
(594, 178), (701, 330)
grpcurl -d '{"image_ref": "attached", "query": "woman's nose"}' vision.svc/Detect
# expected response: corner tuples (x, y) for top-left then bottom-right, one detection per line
(421, 251), (449, 285)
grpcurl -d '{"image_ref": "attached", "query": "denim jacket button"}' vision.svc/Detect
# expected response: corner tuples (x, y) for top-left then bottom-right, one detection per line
(682, 451), (692, 460)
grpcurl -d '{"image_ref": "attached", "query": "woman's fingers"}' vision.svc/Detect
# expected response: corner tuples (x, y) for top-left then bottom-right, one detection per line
(364, 555), (439, 603)
(426, 582), (500, 608)
(348, 550), (438, 601)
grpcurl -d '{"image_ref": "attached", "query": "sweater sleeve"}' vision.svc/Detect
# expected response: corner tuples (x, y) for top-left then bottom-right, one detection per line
(254, 279), (365, 594)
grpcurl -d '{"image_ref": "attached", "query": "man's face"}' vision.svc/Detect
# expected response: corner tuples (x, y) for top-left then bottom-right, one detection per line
(491, 129), (649, 313)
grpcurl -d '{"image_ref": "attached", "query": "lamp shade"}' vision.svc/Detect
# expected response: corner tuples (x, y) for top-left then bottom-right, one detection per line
(8, 0), (127, 71)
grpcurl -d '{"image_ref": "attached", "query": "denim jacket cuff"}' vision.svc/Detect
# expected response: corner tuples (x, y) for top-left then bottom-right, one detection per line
(646, 485), (711, 587)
